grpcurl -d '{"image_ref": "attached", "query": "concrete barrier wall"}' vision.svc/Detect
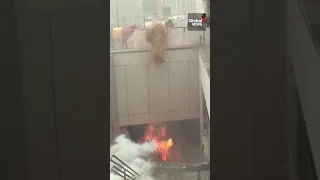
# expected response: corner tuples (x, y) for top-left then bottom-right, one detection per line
(110, 55), (120, 140)
(111, 27), (209, 50)
(112, 48), (200, 126)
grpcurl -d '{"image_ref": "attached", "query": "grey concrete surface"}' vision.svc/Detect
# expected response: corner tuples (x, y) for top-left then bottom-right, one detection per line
(153, 164), (210, 180)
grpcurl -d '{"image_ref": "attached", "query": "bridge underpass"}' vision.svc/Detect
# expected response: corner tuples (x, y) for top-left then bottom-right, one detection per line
(2, 0), (296, 179)
(110, 46), (207, 164)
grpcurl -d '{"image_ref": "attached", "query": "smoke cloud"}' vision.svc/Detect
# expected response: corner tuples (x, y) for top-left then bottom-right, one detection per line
(110, 134), (155, 180)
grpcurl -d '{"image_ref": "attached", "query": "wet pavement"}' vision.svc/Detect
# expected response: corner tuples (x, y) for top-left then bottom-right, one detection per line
(153, 163), (210, 180)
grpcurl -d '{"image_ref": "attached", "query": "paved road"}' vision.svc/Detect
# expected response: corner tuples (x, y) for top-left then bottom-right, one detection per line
(153, 164), (210, 180)
(154, 171), (210, 180)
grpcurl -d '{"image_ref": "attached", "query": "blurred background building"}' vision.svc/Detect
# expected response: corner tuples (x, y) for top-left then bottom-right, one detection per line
(110, 0), (209, 28)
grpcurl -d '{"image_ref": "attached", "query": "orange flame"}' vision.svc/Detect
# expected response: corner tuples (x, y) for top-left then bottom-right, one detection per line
(142, 124), (173, 161)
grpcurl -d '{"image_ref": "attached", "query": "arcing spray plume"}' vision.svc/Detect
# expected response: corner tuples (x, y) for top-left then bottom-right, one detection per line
(110, 134), (155, 180)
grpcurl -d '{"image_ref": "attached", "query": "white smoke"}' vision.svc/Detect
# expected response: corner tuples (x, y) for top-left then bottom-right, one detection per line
(110, 134), (156, 180)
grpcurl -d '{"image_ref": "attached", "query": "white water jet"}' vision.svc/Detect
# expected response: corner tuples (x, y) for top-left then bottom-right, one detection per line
(110, 134), (155, 180)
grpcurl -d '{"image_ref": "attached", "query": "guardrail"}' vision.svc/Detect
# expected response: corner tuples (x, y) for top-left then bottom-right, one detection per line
(110, 154), (140, 180)
(110, 27), (208, 50)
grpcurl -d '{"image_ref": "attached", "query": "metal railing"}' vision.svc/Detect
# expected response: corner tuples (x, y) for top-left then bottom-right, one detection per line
(110, 154), (140, 180)
(110, 27), (203, 50)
